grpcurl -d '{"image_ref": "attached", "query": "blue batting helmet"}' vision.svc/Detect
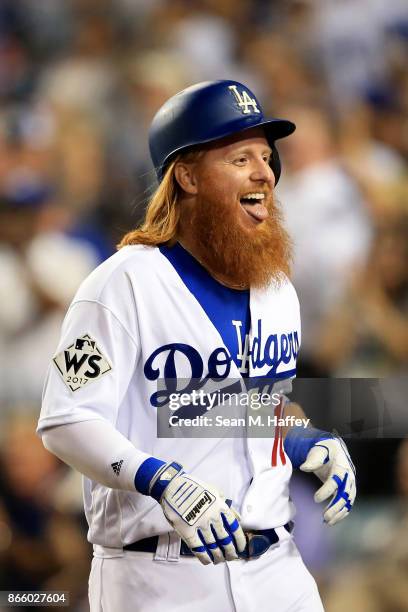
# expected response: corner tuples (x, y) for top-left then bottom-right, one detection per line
(148, 79), (295, 184)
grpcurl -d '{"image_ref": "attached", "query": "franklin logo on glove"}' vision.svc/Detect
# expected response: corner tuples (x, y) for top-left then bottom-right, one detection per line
(183, 491), (215, 525)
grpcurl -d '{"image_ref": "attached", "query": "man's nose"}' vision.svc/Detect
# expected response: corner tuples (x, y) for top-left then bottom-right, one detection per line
(250, 159), (275, 187)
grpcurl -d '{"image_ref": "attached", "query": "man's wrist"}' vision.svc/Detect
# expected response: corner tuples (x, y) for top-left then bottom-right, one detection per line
(149, 462), (183, 501)
(134, 457), (166, 495)
(284, 426), (333, 468)
(134, 458), (183, 501)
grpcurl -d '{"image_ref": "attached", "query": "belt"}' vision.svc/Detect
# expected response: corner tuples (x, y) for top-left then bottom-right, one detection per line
(123, 521), (294, 560)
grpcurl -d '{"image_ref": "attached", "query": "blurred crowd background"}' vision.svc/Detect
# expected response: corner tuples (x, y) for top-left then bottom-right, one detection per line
(0, 0), (407, 610)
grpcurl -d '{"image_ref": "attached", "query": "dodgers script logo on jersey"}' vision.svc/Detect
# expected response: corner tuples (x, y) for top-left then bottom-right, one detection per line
(144, 319), (299, 407)
(232, 320), (299, 375)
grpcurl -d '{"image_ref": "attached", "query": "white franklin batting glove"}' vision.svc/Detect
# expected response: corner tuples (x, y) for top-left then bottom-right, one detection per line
(300, 438), (356, 526)
(150, 462), (246, 565)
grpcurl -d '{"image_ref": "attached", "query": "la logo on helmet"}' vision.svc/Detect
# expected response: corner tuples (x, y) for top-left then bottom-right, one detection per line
(228, 85), (260, 115)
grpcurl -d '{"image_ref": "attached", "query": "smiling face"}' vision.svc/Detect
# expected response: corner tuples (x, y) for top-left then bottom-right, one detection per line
(193, 128), (276, 229)
(175, 128), (292, 288)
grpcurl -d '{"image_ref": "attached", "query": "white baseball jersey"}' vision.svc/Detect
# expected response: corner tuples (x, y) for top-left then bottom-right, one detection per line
(38, 243), (301, 549)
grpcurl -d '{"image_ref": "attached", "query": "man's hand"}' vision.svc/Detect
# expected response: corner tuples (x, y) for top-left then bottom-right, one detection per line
(300, 438), (356, 526)
(155, 464), (246, 564)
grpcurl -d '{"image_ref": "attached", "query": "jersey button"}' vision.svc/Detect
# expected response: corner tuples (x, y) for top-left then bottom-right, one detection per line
(246, 504), (252, 512)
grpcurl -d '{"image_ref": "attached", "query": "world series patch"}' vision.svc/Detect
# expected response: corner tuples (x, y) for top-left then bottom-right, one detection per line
(53, 334), (112, 392)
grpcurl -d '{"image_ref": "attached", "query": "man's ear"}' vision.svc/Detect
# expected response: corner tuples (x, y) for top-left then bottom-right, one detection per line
(174, 162), (198, 195)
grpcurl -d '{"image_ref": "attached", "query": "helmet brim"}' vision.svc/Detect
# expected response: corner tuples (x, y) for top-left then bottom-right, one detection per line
(157, 117), (295, 181)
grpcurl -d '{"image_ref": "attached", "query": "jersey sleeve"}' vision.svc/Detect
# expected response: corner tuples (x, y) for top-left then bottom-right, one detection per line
(38, 299), (139, 432)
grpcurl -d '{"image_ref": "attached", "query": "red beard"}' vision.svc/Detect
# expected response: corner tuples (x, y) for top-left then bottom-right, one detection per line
(183, 191), (292, 289)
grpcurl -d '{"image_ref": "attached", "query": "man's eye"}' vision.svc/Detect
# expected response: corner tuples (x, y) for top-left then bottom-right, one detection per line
(234, 156), (247, 164)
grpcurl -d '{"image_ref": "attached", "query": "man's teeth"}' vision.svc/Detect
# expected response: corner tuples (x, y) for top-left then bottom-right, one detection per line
(241, 193), (265, 201)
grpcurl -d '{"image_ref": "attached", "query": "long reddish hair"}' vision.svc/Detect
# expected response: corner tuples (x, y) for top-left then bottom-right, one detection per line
(118, 151), (204, 248)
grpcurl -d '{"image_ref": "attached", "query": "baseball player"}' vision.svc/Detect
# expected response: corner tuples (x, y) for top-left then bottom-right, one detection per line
(37, 80), (356, 612)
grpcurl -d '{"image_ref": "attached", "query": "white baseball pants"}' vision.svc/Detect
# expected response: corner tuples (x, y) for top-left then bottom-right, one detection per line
(89, 533), (324, 612)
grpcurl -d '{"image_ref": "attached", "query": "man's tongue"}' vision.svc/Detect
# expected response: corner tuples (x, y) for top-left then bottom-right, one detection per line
(241, 202), (269, 221)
